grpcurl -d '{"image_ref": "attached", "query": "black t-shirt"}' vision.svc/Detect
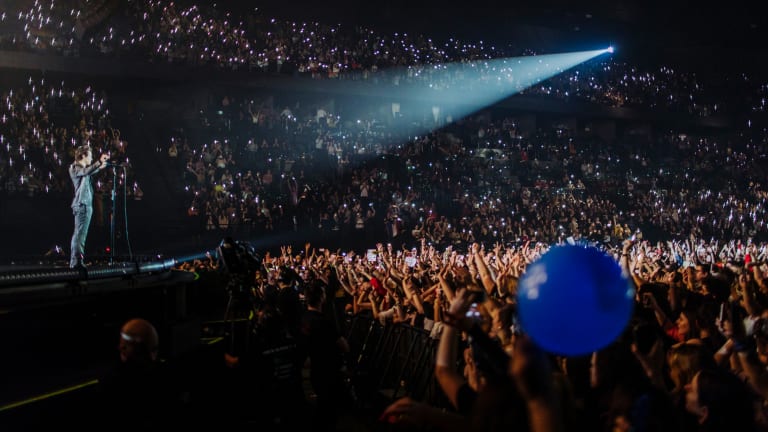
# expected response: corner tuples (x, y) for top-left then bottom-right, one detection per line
(456, 382), (478, 416)
(96, 361), (182, 431)
(299, 309), (343, 382)
(422, 300), (435, 321)
(277, 284), (303, 334)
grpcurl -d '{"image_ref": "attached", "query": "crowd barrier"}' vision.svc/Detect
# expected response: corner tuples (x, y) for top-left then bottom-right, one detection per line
(346, 314), (450, 409)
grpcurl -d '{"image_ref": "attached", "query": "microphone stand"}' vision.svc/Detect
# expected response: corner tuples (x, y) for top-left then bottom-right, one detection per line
(110, 163), (117, 265)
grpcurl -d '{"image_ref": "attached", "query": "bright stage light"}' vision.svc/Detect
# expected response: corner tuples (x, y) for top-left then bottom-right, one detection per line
(375, 47), (617, 134)
(606, 46), (615, 53)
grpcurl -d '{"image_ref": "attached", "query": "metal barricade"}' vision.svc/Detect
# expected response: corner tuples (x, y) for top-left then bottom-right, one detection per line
(346, 316), (440, 406)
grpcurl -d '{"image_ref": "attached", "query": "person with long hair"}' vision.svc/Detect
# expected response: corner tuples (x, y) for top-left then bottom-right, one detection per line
(685, 367), (759, 431)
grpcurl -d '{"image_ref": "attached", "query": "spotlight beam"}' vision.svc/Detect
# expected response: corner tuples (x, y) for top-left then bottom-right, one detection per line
(392, 48), (612, 125)
(318, 47), (615, 144)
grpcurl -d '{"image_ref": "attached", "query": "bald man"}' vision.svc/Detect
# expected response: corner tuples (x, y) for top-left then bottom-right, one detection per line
(118, 318), (159, 364)
(96, 318), (182, 431)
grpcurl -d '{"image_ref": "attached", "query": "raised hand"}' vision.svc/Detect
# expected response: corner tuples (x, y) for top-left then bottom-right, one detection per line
(442, 287), (475, 330)
(379, 397), (433, 427)
(510, 334), (554, 401)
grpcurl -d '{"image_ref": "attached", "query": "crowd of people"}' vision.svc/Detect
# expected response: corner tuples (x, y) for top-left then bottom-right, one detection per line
(1, 0), (767, 116)
(0, 75), (142, 200)
(168, 89), (768, 254)
(157, 236), (768, 431)
(0, 2), (766, 255)
(2, 1), (768, 431)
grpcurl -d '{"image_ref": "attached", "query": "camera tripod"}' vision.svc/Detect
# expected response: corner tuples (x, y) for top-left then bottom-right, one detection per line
(221, 275), (259, 356)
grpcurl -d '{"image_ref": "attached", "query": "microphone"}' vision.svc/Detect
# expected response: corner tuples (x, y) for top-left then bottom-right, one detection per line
(104, 160), (128, 167)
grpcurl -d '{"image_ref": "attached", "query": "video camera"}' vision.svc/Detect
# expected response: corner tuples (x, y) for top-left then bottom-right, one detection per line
(217, 237), (260, 272)
(216, 237), (262, 296)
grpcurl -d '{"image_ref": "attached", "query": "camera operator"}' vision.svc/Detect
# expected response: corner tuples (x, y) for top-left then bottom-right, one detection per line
(276, 265), (304, 338)
(298, 280), (352, 431)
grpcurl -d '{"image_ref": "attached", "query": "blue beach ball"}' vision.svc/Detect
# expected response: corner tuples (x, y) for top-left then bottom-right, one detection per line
(517, 245), (634, 356)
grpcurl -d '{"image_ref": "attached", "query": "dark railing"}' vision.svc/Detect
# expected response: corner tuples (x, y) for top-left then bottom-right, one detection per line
(346, 314), (446, 409)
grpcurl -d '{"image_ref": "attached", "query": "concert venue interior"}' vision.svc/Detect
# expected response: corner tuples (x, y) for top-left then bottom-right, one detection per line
(1, 1), (767, 431)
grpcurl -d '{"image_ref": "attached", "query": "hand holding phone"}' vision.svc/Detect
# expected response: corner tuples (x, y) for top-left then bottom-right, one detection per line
(465, 303), (481, 320)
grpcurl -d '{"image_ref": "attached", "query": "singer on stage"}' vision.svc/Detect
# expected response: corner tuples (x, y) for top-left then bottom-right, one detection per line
(69, 145), (109, 269)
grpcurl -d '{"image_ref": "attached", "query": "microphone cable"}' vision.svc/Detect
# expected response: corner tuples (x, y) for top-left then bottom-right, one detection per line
(120, 165), (134, 260)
